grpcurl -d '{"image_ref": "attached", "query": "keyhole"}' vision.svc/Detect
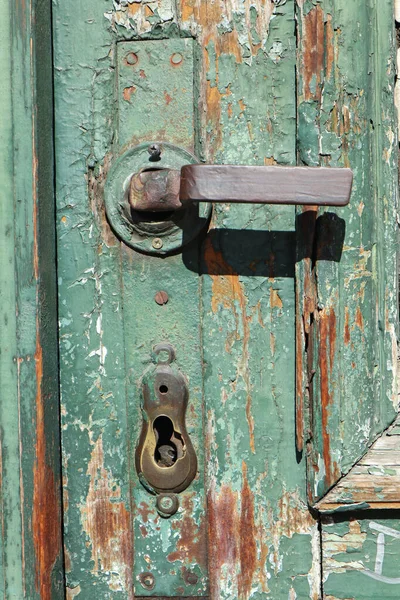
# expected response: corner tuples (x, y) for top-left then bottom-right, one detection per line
(153, 415), (184, 468)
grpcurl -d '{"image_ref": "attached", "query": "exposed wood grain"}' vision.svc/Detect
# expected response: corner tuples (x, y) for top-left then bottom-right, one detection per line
(317, 418), (400, 512)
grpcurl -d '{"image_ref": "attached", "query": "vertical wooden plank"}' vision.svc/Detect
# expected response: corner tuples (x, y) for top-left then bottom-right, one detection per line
(197, 1), (321, 598)
(0, 0), (64, 597)
(52, 1), (133, 596)
(0, 0), (23, 594)
(296, 0), (398, 503)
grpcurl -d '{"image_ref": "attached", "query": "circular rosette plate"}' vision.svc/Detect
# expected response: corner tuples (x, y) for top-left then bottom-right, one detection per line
(104, 142), (212, 255)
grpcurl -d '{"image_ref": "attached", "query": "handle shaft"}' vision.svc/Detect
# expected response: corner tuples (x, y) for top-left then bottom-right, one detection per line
(180, 164), (353, 207)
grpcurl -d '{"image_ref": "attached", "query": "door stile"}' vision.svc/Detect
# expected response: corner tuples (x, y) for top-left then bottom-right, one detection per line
(0, 0), (64, 598)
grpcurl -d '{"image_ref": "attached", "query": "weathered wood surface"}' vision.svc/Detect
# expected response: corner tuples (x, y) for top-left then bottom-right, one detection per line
(54, 1), (321, 598)
(51, 1), (398, 600)
(323, 518), (400, 598)
(296, 0), (398, 504)
(0, 0), (63, 598)
(317, 417), (400, 511)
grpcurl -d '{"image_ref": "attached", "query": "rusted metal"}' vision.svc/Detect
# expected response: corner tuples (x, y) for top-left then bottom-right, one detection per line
(129, 168), (181, 212)
(129, 163), (352, 214)
(180, 164), (353, 206)
(139, 572), (155, 590)
(135, 343), (197, 494)
(156, 493), (179, 517)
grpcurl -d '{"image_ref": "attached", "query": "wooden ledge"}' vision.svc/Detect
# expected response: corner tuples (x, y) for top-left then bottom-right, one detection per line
(316, 417), (400, 514)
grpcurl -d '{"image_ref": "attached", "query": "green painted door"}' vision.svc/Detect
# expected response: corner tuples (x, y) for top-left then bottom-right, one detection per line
(52, 1), (398, 599)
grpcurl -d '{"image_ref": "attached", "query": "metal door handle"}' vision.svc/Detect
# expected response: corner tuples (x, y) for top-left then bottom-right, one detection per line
(129, 163), (352, 213)
(180, 164), (352, 207)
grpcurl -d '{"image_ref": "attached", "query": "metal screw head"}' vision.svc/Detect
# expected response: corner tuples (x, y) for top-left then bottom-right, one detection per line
(152, 237), (163, 250)
(139, 572), (155, 590)
(156, 493), (179, 517)
(125, 52), (138, 65)
(147, 143), (162, 160)
(155, 290), (169, 305)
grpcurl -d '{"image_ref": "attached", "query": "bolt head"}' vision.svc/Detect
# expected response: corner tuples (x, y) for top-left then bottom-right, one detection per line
(155, 290), (169, 305)
(125, 52), (138, 65)
(156, 493), (179, 517)
(140, 572), (155, 589)
(152, 237), (163, 250)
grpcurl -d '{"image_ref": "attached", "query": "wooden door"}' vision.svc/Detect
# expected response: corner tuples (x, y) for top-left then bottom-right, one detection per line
(1, 1), (399, 599)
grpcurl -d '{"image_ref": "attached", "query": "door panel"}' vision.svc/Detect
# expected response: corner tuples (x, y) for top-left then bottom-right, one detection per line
(52, 1), (397, 600)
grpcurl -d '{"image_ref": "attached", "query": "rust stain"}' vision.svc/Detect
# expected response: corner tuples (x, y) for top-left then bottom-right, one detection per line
(325, 14), (334, 80)
(238, 98), (247, 113)
(81, 436), (133, 592)
(32, 338), (61, 600)
(164, 90), (173, 105)
(302, 4), (325, 101)
(123, 85), (136, 102)
(32, 117), (62, 597)
(344, 306), (350, 345)
(137, 500), (153, 524)
(274, 491), (315, 538)
(205, 83), (223, 160)
(319, 308), (339, 488)
(207, 483), (238, 599)
(355, 305), (364, 331)
(238, 462), (257, 599)
(167, 493), (207, 569)
(204, 237), (255, 453)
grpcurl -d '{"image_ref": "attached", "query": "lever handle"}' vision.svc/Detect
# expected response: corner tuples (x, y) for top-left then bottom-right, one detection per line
(129, 164), (352, 213)
(180, 164), (353, 207)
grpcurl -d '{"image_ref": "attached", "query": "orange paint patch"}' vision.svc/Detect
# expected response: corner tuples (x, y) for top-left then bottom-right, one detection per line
(127, 3), (141, 17)
(123, 86), (136, 102)
(355, 306), (364, 331)
(270, 288), (283, 309)
(302, 4), (325, 101)
(325, 14), (334, 80)
(181, 0), (195, 22)
(164, 90), (173, 105)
